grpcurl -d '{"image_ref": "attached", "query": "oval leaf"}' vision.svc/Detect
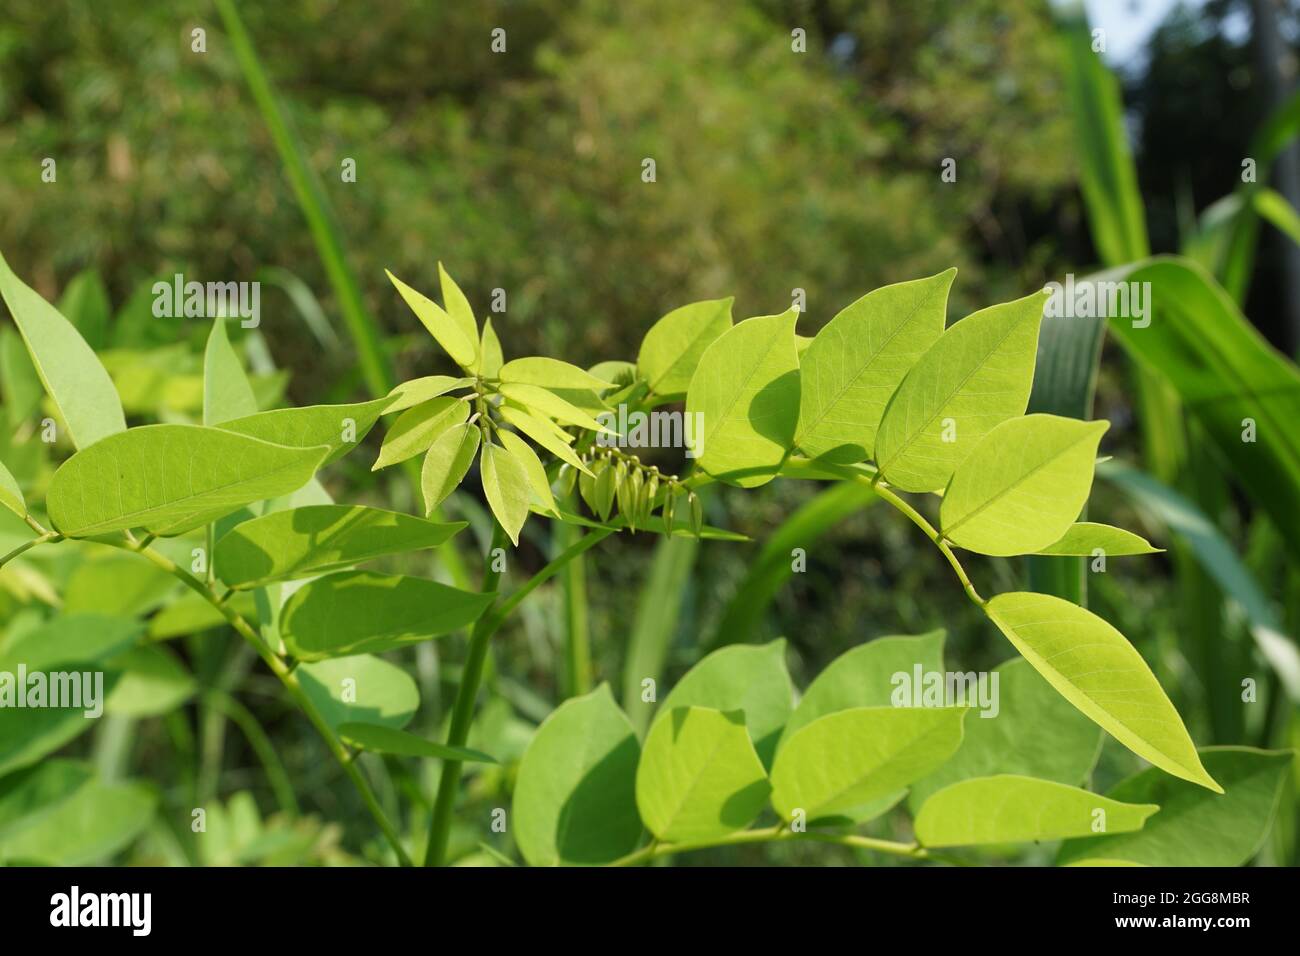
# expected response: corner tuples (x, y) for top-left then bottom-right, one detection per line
(372, 396), (468, 470)
(0, 458), (25, 519)
(296, 654), (419, 733)
(338, 722), (495, 763)
(636, 706), (769, 843)
(47, 424), (326, 538)
(915, 775), (1157, 847)
(497, 430), (558, 516)
(1036, 521), (1160, 556)
(513, 685), (643, 866)
(214, 504), (467, 589)
(281, 570), (495, 661)
(480, 441), (530, 546)
(637, 297), (734, 398)
(499, 357), (613, 390)
(940, 414), (1109, 556)
(421, 422), (481, 515)
(985, 591), (1220, 791)
(876, 290), (1046, 492)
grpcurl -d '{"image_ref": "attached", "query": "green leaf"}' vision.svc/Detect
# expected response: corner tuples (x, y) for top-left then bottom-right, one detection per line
(386, 269), (477, 368)
(219, 397), (393, 466)
(940, 414), (1108, 556)
(915, 775), (1157, 847)
(497, 430), (558, 516)
(421, 422), (481, 515)
(513, 685), (642, 866)
(215, 504), (467, 589)
(104, 645), (196, 717)
(438, 262), (480, 359)
(1058, 748), (1293, 866)
(46, 424), (326, 538)
(778, 631), (945, 752)
(203, 319), (258, 426)
(0, 249), (126, 449)
(480, 441), (531, 546)
(57, 269), (111, 349)
(0, 614), (141, 674)
(0, 458), (25, 519)
(281, 570), (494, 660)
(637, 297), (734, 398)
(0, 759), (93, 841)
(62, 555), (175, 617)
(479, 317), (504, 378)
(0, 326), (43, 429)
(636, 706), (769, 843)
(497, 405), (590, 475)
(654, 640), (793, 769)
(985, 591), (1220, 791)
(907, 656), (1102, 813)
(385, 375), (472, 413)
(0, 778), (155, 865)
(686, 309), (800, 487)
(372, 396), (468, 470)
(499, 357), (613, 390)
(338, 722), (495, 763)
(497, 382), (611, 433)
(796, 270), (954, 464)
(875, 291), (1047, 492)
(623, 535), (699, 734)
(1036, 522), (1160, 556)
(769, 706), (966, 823)
(296, 654), (419, 733)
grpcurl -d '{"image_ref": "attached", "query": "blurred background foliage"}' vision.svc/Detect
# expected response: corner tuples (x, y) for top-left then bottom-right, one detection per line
(0, 0), (1298, 866)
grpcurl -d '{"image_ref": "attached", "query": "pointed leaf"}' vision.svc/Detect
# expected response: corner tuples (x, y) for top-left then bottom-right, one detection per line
(220, 397), (393, 466)
(480, 441), (530, 545)
(384, 375), (472, 414)
(498, 405), (590, 475)
(0, 779), (154, 865)
(47, 424), (326, 537)
(372, 396), (468, 470)
(203, 319), (258, 425)
(940, 414), (1108, 556)
(0, 249), (125, 448)
(421, 422), (481, 515)
(438, 262), (479, 362)
(915, 775), (1157, 847)
(636, 706), (769, 843)
(497, 430), (557, 516)
(876, 291), (1047, 492)
(338, 722), (495, 763)
(796, 270), (954, 464)
(386, 269), (476, 367)
(296, 654), (419, 732)
(985, 591), (1220, 791)
(0, 459), (25, 519)
(637, 297), (734, 397)
(499, 357), (613, 390)
(280, 570), (495, 660)
(479, 317), (503, 377)
(214, 504), (468, 589)
(1036, 521), (1160, 556)
(1058, 747), (1292, 866)
(686, 309), (800, 487)
(513, 685), (642, 866)
(497, 382), (612, 433)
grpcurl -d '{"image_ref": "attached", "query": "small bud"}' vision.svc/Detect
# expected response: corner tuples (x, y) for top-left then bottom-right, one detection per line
(614, 460), (633, 522)
(627, 468), (645, 532)
(645, 473), (660, 527)
(662, 491), (676, 534)
(688, 491), (703, 537)
(555, 462), (577, 498)
(594, 457), (617, 521)
(578, 459), (599, 513)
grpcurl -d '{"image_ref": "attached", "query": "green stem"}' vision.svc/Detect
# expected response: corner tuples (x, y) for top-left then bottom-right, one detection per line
(0, 531), (60, 569)
(203, 689), (301, 817)
(558, 514), (592, 699)
(425, 523), (510, 867)
(606, 825), (928, 867)
(99, 535), (412, 866)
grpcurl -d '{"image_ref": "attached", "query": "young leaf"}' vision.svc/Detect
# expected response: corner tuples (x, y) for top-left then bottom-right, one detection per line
(421, 422), (481, 515)
(0, 458), (25, 519)
(777, 631), (945, 751)
(770, 706), (966, 823)
(296, 654), (419, 732)
(386, 269), (477, 368)
(46, 424), (326, 537)
(636, 706), (770, 843)
(796, 270), (955, 464)
(479, 317), (503, 377)
(481, 441), (531, 545)
(875, 290), (1047, 492)
(940, 414), (1109, 556)
(985, 591), (1221, 791)
(907, 657), (1102, 813)
(385, 375), (472, 414)
(438, 262), (479, 354)
(497, 382), (612, 433)
(214, 504), (468, 589)
(219, 397), (393, 466)
(498, 405), (590, 475)
(1036, 521), (1161, 556)
(280, 570), (495, 660)
(338, 722), (495, 763)
(653, 640), (793, 769)
(497, 430), (558, 516)
(499, 357), (613, 391)
(513, 685), (643, 867)
(203, 318), (258, 425)
(1057, 748), (1293, 866)
(637, 297), (734, 398)
(0, 249), (126, 448)
(685, 309), (800, 487)
(372, 396), (468, 470)
(914, 775), (1157, 847)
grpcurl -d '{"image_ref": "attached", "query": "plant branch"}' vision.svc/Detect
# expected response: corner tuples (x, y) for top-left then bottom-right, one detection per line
(606, 825), (929, 866)
(0, 531), (61, 570)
